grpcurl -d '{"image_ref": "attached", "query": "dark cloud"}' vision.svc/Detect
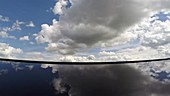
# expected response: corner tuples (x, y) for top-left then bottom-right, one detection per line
(60, 0), (148, 45)
(57, 65), (170, 96)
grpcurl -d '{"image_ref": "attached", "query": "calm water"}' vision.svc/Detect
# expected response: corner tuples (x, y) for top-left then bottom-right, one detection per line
(0, 61), (169, 96)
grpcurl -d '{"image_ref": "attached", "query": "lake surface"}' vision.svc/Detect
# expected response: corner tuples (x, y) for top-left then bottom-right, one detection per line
(0, 61), (169, 96)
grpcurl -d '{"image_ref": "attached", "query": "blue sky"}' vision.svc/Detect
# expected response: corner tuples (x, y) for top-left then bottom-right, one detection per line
(0, 0), (56, 22)
(0, 0), (60, 52)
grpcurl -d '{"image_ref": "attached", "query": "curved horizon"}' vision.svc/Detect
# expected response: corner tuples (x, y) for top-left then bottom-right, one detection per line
(0, 57), (170, 65)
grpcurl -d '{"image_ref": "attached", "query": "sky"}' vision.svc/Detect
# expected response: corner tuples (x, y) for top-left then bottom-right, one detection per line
(0, 0), (170, 62)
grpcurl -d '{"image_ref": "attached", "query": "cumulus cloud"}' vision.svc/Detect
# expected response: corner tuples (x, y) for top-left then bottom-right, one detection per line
(45, 39), (87, 55)
(0, 31), (16, 39)
(26, 21), (35, 27)
(0, 43), (22, 58)
(1, 27), (11, 32)
(36, 0), (170, 55)
(34, 14), (170, 61)
(141, 19), (170, 48)
(56, 65), (170, 96)
(59, 0), (149, 44)
(36, 0), (150, 55)
(98, 46), (162, 61)
(52, 0), (68, 15)
(97, 11), (170, 60)
(11, 20), (25, 31)
(0, 15), (9, 22)
(19, 36), (29, 41)
(35, 19), (62, 44)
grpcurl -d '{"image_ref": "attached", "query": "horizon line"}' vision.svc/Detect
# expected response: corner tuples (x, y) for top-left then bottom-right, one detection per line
(0, 57), (169, 65)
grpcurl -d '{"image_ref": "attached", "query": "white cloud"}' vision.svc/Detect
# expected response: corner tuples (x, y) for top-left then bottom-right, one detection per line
(141, 20), (170, 48)
(21, 52), (44, 60)
(98, 46), (162, 61)
(19, 36), (29, 41)
(35, 19), (62, 43)
(11, 20), (25, 31)
(0, 31), (16, 39)
(58, 55), (96, 62)
(36, 0), (150, 55)
(0, 15), (9, 22)
(0, 43), (22, 58)
(26, 21), (35, 27)
(52, 0), (68, 15)
(1, 27), (11, 32)
(29, 42), (34, 45)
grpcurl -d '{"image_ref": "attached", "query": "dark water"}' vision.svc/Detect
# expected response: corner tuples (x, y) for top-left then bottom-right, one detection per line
(0, 61), (169, 96)
(0, 62), (62, 96)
